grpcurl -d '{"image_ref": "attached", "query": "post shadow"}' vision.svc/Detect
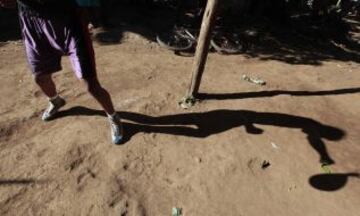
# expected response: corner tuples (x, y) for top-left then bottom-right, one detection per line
(54, 107), (345, 165)
(197, 87), (360, 101)
(0, 178), (46, 186)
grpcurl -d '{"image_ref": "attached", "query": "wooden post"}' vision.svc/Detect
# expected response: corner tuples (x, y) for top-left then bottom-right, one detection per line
(187, 0), (219, 98)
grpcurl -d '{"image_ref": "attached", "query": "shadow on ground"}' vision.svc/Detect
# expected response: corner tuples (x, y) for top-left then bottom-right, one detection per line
(309, 173), (360, 191)
(197, 87), (360, 101)
(1, 2), (359, 65)
(54, 106), (345, 166)
(0, 8), (21, 42)
(0, 178), (47, 186)
(102, 2), (360, 66)
(51, 106), (360, 191)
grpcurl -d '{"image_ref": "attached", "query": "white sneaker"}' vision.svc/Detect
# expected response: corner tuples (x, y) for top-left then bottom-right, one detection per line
(108, 113), (124, 144)
(42, 96), (66, 121)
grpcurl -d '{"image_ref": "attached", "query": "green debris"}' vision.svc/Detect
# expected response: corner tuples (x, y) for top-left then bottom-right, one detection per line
(321, 163), (332, 174)
(172, 207), (182, 216)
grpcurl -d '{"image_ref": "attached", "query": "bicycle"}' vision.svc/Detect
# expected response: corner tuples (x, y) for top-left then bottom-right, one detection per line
(156, 16), (252, 55)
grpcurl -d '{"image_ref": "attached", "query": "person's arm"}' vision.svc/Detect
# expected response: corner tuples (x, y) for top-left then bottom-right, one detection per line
(0, 0), (17, 9)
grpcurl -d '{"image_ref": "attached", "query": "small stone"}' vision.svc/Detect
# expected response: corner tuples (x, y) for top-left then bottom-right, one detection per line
(261, 160), (271, 169)
(150, 133), (157, 139)
(288, 185), (297, 192)
(196, 157), (202, 163)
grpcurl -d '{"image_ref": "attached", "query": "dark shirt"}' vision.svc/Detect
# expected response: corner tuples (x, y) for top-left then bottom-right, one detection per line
(17, 0), (77, 18)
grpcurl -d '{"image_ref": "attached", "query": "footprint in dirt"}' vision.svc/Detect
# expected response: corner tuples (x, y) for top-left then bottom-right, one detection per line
(64, 146), (87, 172)
(0, 118), (35, 143)
(109, 197), (146, 216)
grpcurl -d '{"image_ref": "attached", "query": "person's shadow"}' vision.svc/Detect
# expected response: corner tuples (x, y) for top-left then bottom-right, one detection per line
(53, 107), (345, 165)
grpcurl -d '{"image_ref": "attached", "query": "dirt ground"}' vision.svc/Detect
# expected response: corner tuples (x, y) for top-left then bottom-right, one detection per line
(1, 7), (360, 216)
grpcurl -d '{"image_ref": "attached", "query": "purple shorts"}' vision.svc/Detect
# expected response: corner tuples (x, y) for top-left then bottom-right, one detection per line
(19, 10), (96, 79)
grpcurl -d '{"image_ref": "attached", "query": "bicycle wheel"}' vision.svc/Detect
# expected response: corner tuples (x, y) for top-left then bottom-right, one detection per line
(211, 32), (245, 54)
(156, 30), (194, 51)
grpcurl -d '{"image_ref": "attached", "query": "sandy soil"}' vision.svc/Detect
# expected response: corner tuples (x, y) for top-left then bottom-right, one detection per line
(1, 11), (360, 216)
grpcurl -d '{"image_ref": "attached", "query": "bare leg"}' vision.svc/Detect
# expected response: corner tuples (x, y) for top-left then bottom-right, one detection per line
(82, 76), (123, 144)
(34, 74), (66, 121)
(34, 74), (57, 98)
(81, 76), (115, 115)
